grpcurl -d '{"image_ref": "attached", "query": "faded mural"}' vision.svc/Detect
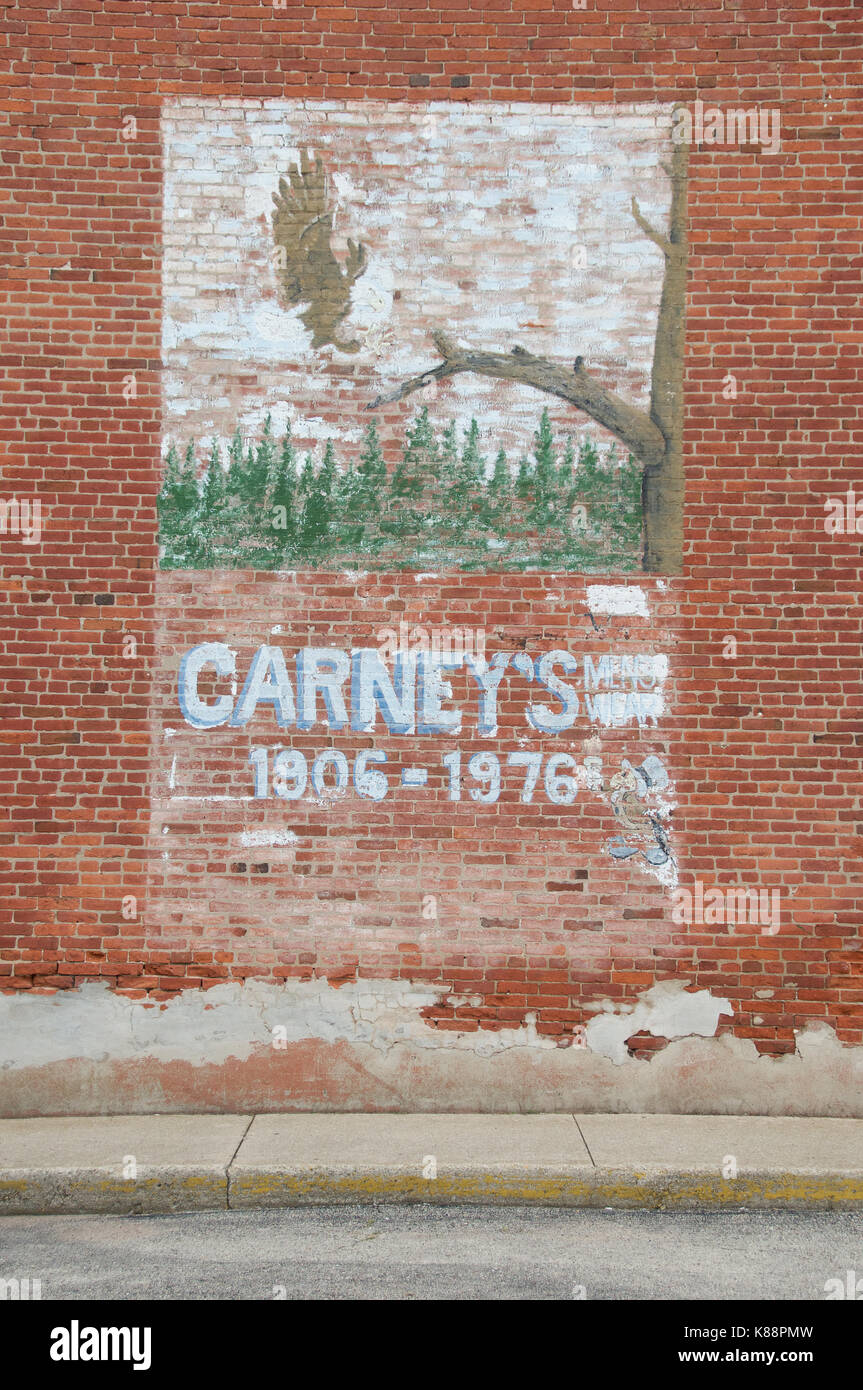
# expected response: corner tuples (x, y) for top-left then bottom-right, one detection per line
(150, 100), (681, 950)
(160, 100), (687, 575)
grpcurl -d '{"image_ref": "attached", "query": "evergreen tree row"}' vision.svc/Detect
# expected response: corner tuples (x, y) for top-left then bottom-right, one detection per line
(158, 408), (643, 571)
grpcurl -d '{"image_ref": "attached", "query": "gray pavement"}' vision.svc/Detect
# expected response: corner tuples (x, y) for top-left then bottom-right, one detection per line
(2, 1112), (863, 1214)
(2, 1206), (862, 1300)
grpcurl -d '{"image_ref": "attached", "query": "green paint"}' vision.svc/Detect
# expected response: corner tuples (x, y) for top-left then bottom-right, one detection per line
(158, 409), (643, 572)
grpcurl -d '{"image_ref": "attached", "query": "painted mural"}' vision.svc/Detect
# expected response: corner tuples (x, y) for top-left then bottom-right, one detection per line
(160, 100), (687, 575)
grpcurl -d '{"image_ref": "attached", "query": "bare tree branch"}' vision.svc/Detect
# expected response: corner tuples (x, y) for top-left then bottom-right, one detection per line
(630, 196), (671, 257)
(365, 125), (690, 573)
(366, 357), (454, 410)
(368, 331), (666, 468)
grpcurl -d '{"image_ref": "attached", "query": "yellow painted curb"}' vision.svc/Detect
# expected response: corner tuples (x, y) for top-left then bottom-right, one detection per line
(4, 1168), (863, 1215)
(227, 1169), (863, 1209)
(0, 1171), (228, 1215)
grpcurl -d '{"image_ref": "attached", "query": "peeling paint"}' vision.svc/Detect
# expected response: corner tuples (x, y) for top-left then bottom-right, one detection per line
(170, 794), (256, 803)
(0, 980), (567, 1070)
(586, 584), (650, 618)
(585, 981), (733, 1065)
(238, 830), (299, 848)
(0, 978), (734, 1072)
(2, 985), (862, 1117)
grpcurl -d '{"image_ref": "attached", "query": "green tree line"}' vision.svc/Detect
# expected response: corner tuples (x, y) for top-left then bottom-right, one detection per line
(158, 407), (642, 571)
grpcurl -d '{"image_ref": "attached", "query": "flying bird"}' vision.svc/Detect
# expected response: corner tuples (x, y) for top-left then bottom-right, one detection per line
(271, 149), (367, 354)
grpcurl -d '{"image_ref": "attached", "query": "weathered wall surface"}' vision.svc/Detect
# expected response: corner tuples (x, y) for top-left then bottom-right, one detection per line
(161, 98), (669, 457)
(2, 0), (861, 1116)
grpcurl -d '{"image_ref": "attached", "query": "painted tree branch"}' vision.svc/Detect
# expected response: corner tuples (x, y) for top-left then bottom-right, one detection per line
(368, 332), (666, 468)
(630, 195), (671, 257)
(367, 130), (689, 572)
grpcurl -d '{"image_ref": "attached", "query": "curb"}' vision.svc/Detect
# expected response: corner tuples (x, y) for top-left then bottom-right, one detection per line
(5, 1113), (863, 1215)
(4, 1169), (863, 1216)
(227, 1169), (863, 1211)
(0, 1169), (229, 1216)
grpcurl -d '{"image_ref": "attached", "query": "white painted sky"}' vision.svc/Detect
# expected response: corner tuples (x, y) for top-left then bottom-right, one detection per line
(162, 99), (674, 460)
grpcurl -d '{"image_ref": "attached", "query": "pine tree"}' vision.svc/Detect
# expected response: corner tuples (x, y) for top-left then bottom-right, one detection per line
(488, 445), (511, 523)
(386, 406), (439, 556)
(578, 435), (600, 484)
(334, 451), (358, 551)
(391, 406), (438, 500)
(344, 419), (387, 555)
(607, 450), (642, 555)
(158, 443), (182, 515)
(200, 440), (226, 521)
(557, 436), (576, 495)
(357, 418), (386, 489)
(269, 431), (298, 553)
(226, 428), (245, 499)
(300, 471), (329, 559)
(158, 443), (193, 565)
(572, 436), (602, 541)
(196, 441), (226, 564)
(171, 442), (209, 566)
(179, 442), (199, 510)
(461, 418), (485, 488)
(515, 454), (534, 500)
(299, 452), (315, 496)
(295, 445), (336, 562)
(319, 440), (336, 501)
(443, 417), (485, 544)
(251, 414), (277, 501)
(532, 408), (557, 512)
(489, 447), (510, 497)
(439, 420), (460, 492)
(241, 430), (266, 505)
(474, 445), (507, 536)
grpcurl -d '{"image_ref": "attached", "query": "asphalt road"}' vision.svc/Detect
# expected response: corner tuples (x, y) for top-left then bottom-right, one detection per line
(2, 1206), (861, 1300)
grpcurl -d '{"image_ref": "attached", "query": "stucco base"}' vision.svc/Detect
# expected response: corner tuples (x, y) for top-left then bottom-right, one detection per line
(0, 982), (860, 1117)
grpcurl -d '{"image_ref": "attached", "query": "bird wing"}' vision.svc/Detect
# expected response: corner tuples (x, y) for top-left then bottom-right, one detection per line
(271, 150), (342, 306)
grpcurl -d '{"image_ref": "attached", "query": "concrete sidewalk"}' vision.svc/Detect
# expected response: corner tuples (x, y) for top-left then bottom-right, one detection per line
(2, 1113), (862, 1215)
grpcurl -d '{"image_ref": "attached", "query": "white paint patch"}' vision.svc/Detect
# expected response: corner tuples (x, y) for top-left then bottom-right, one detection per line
(0, 977), (737, 1074)
(586, 584), (650, 618)
(585, 981), (733, 1065)
(170, 795), (257, 803)
(8, 981), (863, 1116)
(161, 100), (674, 453)
(644, 852), (679, 891)
(238, 829), (299, 848)
(582, 755), (604, 793)
(0, 979), (564, 1069)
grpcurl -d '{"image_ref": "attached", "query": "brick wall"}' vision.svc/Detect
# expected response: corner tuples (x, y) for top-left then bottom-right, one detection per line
(2, 0), (861, 1115)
